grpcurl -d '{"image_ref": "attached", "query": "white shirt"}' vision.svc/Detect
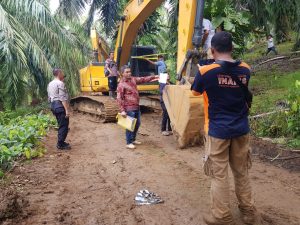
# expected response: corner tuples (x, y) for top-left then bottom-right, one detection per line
(202, 18), (215, 51)
(47, 79), (69, 102)
(267, 38), (274, 48)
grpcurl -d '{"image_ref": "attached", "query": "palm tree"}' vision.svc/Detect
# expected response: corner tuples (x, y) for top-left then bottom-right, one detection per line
(0, 0), (87, 109)
(57, 0), (161, 39)
(240, 0), (299, 43)
(56, 0), (125, 37)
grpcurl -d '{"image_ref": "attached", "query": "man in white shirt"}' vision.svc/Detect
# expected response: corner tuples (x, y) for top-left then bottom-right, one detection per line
(202, 18), (215, 59)
(266, 34), (278, 55)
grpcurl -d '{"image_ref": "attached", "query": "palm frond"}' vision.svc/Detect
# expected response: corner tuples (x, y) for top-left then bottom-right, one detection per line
(167, 0), (178, 45)
(0, 0), (89, 109)
(56, 0), (87, 20)
(0, 4), (27, 69)
(98, 0), (120, 36)
(84, 0), (102, 34)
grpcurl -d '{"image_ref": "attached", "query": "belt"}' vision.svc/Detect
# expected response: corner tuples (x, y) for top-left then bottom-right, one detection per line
(51, 100), (64, 111)
(51, 100), (62, 103)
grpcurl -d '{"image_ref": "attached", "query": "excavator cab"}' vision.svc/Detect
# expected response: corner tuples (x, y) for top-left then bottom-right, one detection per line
(72, 43), (160, 123)
(78, 45), (158, 94)
(130, 46), (157, 77)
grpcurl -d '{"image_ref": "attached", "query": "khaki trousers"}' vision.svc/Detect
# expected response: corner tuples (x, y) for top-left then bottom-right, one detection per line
(204, 134), (254, 222)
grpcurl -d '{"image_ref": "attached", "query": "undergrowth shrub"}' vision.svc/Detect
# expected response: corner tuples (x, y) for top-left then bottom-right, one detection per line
(250, 80), (300, 148)
(0, 110), (56, 177)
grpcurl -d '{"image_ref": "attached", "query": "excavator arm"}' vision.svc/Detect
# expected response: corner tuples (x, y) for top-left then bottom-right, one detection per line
(163, 0), (206, 148)
(91, 28), (110, 62)
(114, 0), (165, 68)
(113, 0), (204, 74)
(177, 0), (204, 76)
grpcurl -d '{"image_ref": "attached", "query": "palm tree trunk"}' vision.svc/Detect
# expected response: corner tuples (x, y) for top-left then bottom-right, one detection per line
(275, 15), (290, 43)
(0, 99), (4, 111)
(294, 31), (300, 51)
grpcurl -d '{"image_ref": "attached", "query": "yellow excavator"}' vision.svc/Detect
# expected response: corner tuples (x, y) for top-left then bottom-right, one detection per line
(71, 0), (206, 148)
(70, 28), (160, 122)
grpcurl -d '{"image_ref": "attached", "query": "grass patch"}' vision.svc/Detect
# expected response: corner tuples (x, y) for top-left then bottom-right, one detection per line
(0, 103), (49, 125)
(243, 40), (295, 63)
(250, 70), (300, 114)
(249, 68), (300, 148)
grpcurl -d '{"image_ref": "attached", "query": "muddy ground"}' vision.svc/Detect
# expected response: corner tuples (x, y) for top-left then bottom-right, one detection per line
(1, 113), (300, 225)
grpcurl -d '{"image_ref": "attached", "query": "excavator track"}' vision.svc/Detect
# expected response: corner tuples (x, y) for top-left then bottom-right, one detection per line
(70, 95), (119, 123)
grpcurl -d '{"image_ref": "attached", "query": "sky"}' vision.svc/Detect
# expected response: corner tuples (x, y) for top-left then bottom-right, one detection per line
(49, 0), (59, 13)
(49, 0), (171, 14)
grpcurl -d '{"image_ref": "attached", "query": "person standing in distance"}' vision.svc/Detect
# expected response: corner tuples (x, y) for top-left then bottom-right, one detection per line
(105, 51), (119, 98)
(192, 32), (257, 225)
(47, 68), (71, 150)
(202, 18), (215, 59)
(199, 18), (216, 66)
(266, 34), (278, 55)
(144, 55), (167, 75)
(117, 65), (159, 149)
(159, 73), (172, 136)
(144, 55), (171, 135)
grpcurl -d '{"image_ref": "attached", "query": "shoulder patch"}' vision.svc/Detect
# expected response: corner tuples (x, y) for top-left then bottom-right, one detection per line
(239, 62), (251, 70)
(199, 64), (220, 76)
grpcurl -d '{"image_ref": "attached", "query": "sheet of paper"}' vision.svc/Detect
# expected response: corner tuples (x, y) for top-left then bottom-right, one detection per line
(159, 73), (168, 84)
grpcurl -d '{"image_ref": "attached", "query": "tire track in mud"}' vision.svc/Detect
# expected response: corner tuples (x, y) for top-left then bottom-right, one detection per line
(49, 123), (143, 225)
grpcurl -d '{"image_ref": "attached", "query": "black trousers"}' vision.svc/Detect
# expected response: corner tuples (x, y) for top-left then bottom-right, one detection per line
(54, 110), (69, 146)
(161, 102), (172, 132)
(108, 76), (118, 91)
(266, 47), (278, 55)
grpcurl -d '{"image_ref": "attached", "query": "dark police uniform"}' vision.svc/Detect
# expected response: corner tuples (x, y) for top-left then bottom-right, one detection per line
(105, 58), (118, 97)
(47, 79), (69, 148)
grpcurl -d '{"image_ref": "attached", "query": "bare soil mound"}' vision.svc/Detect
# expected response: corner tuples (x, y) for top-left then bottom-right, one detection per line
(251, 136), (300, 172)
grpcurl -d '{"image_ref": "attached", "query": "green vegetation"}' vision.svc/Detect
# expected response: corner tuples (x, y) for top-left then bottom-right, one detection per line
(250, 70), (300, 114)
(250, 77), (300, 148)
(243, 40), (296, 63)
(208, 1), (251, 56)
(246, 37), (300, 148)
(0, 109), (56, 178)
(0, 0), (88, 110)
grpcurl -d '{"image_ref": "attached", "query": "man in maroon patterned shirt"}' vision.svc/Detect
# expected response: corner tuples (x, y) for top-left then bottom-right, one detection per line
(117, 65), (159, 149)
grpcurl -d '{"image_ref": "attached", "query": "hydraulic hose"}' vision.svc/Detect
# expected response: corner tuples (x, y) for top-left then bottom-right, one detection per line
(192, 0), (205, 49)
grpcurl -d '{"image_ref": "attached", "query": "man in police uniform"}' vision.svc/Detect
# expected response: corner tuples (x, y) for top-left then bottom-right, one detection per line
(47, 68), (71, 150)
(105, 51), (119, 99)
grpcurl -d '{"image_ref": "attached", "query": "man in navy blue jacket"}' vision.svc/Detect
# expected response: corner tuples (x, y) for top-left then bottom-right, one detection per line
(192, 32), (256, 225)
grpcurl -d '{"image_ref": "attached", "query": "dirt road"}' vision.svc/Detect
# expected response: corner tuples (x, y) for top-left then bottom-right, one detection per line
(1, 113), (300, 225)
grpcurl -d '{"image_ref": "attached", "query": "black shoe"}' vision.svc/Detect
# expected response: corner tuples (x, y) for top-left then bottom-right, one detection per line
(63, 142), (70, 147)
(57, 143), (71, 150)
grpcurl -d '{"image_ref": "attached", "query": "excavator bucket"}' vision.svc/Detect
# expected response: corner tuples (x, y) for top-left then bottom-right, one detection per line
(163, 85), (205, 148)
